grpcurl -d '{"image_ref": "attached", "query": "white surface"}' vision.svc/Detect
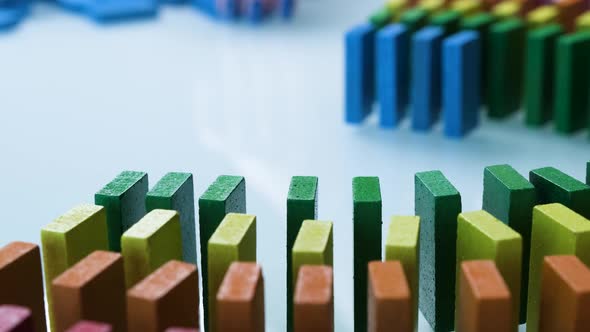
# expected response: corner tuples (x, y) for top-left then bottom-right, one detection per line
(0, 1), (588, 331)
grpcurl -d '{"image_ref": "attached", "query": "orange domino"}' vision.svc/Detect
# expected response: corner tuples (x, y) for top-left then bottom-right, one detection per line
(367, 261), (412, 332)
(127, 261), (199, 332)
(216, 262), (265, 332)
(294, 265), (334, 332)
(0, 242), (46, 332)
(556, 0), (586, 31)
(51, 251), (126, 332)
(457, 260), (512, 332)
(540, 255), (590, 332)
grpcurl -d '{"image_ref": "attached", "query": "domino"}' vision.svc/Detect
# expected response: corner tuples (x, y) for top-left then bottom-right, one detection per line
(415, 170), (461, 332)
(526, 5), (559, 29)
(51, 251), (125, 332)
(86, 0), (159, 23)
(430, 10), (461, 35)
(292, 220), (333, 286)
(587, 161), (589, 184)
(0, 242), (46, 332)
(556, 0), (585, 32)
(418, 0), (445, 15)
(286, 176), (318, 332)
(456, 210), (522, 330)
(66, 321), (113, 332)
(451, 0), (483, 16)
(207, 213), (256, 332)
(491, 0), (521, 19)
(400, 8), (429, 32)
(279, 0), (295, 19)
(146, 172), (196, 264)
(120, 209), (183, 288)
(370, 7), (394, 28)
(367, 261), (412, 332)
(293, 266), (333, 332)
(385, 216), (420, 331)
(0, 1), (29, 31)
(526, 203), (590, 332)
(95, 170), (148, 251)
(577, 11), (590, 31)
(216, 262), (265, 332)
(0, 305), (34, 332)
(127, 261), (199, 332)
(456, 261), (512, 332)
(352, 177), (381, 332)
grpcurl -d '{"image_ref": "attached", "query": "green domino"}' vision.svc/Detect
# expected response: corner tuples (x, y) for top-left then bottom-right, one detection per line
(385, 216), (420, 331)
(95, 170), (148, 251)
(456, 210), (522, 331)
(554, 31), (590, 134)
(121, 209), (183, 288)
(198, 175), (246, 330)
(146, 172), (196, 264)
(482, 164), (536, 323)
(41, 204), (109, 330)
(529, 166), (590, 219)
(415, 170), (461, 332)
(524, 24), (563, 127)
(587, 161), (589, 184)
(208, 213), (256, 332)
(430, 10), (461, 35)
(369, 7), (394, 28)
(400, 8), (429, 33)
(286, 176), (318, 332)
(526, 203), (590, 332)
(292, 220), (333, 284)
(487, 18), (526, 119)
(353, 177), (382, 332)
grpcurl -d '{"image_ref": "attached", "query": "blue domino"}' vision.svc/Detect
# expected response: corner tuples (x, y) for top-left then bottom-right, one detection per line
(279, 0), (294, 19)
(345, 23), (377, 124)
(87, 0), (159, 22)
(0, 0), (29, 31)
(246, 0), (264, 23)
(411, 26), (444, 131)
(376, 24), (410, 128)
(56, 0), (92, 12)
(443, 31), (481, 138)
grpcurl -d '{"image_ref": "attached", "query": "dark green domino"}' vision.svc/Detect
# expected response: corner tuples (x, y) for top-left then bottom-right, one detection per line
(369, 7), (393, 28)
(554, 32), (590, 134)
(198, 175), (246, 331)
(430, 10), (462, 35)
(524, 24), (563, 127)
(530, 167), (590, 219)
(415, 170), (461, 332)
(353, 177), (382, 332)
(400, 8), (429, 33)
(482, 164), (536, 323)
(487, 18), (526, 119)
(95, 171), (148, 251)
(146, 172), (196, 264)
(286, 176), (318, 332)
(587, 162), (589, 185)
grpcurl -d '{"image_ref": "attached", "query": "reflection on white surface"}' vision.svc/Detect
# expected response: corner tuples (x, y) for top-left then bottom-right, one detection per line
(0, 1), (587, 331)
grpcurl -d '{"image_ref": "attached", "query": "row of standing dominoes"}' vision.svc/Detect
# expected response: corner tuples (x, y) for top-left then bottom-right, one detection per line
(345, 0), (590, 138)
(1, 163), (590, 332)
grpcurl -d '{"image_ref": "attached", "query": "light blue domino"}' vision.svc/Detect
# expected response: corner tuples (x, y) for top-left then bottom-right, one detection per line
(87, 0), (159, 22)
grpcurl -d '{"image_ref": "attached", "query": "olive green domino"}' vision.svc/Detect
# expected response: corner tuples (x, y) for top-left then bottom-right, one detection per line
(292, 220), (333, 285)
(95, 170), (148, 251)
(529, 167), (590, 219)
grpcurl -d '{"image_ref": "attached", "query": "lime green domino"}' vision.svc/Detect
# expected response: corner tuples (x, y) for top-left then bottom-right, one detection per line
(456, 210), (522, 331)
(208, 213), (256, 332)
(526, 5), (559, 29)
(526, 203), (590, 332)
(385, 216), (420, 332)
(577, 11), (590, 31)
(41, 204), (109, 330)
(121, 209), (183, 288)
(292, 220), (334, 286)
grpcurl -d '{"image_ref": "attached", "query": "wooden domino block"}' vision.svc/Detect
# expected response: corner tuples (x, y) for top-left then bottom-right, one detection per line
(294, 266), (333, 332)
(216, 262), (264, 332)
(66, 321), (113, 332)
(526, 5), (559, 29)
(286, 176), (318, 332)
(0, 242), (45, 332)
(208, 213), (256, 332)
(0, 305), (34, 332)
(121, 209), (183, 288)
(127, 260), (199, 332)
(540, 255), (590, 332)
(95, 170), (148, 251)
(385, 216), (420, 331)
(353, 177), (381, 332)
(556, 0), (585, 32)
(529, 167), (590, 219)
(456, 210), (522, 330)
(367, 261), (412, 332)
(526, 203), (590, 332)
(146, 172), (196, 264)
(292, 220), (333, 286)
(198, 175), (246, 330)
(52, 251), (125, 332)
(415, 170), (461, 332)
(41, 204), (109, 330)
(456, 261), (512, 332)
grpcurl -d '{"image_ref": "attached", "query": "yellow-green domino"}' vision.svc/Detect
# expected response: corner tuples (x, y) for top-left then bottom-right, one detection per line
(419, 0), (445, 15)
(208, 213), (256, 332)
(492, 0), (521, 19)
(451, 0), (482, 17)
(577, 11), (590, 31)
(385, 216), (420, 332)
(121, 209), (182, 288)
(456, 210), (522, 331)
(41, 204), (109, 330)
(526, 5), (559, 29)
(526, 203), (590, 332)
(292, 220), (334, 286)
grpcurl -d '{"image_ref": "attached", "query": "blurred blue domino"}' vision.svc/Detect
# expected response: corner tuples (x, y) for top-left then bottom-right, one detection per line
(443, 31), (481, 138)
(216, 0), (240, 19)
(411, 26), (444, 132)
(88, 0), (159, 22)
(345, 23), (377, 124)
(56, 0), (92, 12)
(246, 0), (263, 22)
(279, 0), (294, 19)
(0, 0), (30, 31)
(376, 23), (410, 128)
